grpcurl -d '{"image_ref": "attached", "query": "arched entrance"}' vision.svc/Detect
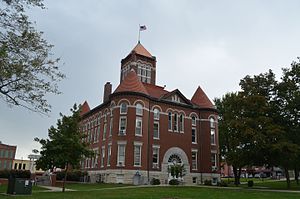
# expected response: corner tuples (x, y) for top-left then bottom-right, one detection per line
(161, 147), (190, 182)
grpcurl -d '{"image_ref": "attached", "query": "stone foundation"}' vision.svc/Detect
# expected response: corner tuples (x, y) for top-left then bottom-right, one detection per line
(87, 169), (220, 185)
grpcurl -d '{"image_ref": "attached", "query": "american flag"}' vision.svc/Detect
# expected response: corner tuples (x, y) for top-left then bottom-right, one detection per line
(140, 25), (147, 31)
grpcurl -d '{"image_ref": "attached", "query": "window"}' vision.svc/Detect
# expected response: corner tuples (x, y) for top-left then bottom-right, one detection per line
(135, 117), (143, 136)
(134, 145), (142, 166)
(179, 114), (184, 132)
(93, 127), (98, 143)
(168, 112), (172, 130)
(119, 117), (127, 135)
(137, 64), (151, 83)
(117, 144), (126, 166)
(192, 151), (197, 170)
(103, 123), (107, 140)
(101, 147), (105, 167)
(152, 146), (159, 168)
(93, 148), (98, 168)
(210, 117), (216, 128)
(107, 145), (112, 166)
(210, 117), (216, 145)
(174, 113), (178, 132)
(211, 153), (217, 168)
(120, 102), (128, 114)
(211, 129), (216, 145)
(192, 128), (197, 143)
(14, 163), (17, 170)
(109, 117), (113, 136)
(153, 122), (159, 139)
(191, 116), (196, 126)
(136, 103), (143, 116)
(153, 108), (160, 120)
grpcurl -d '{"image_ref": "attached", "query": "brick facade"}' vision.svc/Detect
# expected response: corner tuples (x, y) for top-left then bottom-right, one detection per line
(80, 43), (220, 185)
(0, 143), (16, 170)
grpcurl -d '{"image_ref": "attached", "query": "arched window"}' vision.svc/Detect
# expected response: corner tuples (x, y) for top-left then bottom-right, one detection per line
(168, 112), (172, 131)
(179, 114), (184, 132)
(136, 103), (143, 116)
(120, 102), (128, 114)
(210, 117), (216, 145)
(174, 113), (178, 132)
(153, 108), (160, 120)
(210, 117), (215, 128)
(191, 116), (196, 126)
(168, 154), (182, 164)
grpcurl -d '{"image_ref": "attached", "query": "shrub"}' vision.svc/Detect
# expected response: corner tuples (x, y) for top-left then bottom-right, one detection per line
(218, 180), (228, 187)
(248, 180), (254, 187)
(0, 170), (10, 178)
(169, 179), (179, 185)
(55, 170), (87, 181)
(204, 179), (212, 186)
(150, 178), (160, 185)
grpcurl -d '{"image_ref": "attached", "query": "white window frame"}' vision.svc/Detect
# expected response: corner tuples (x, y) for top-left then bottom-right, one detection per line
(211, 129), (216, 145)
(133, 143), (142, 167)
(103, 123), (107, 140)
(120, 103), (128, 114)
(152, 145), (160, 169)
(211, 153), (217, 168)
(174, 113), (178, 132)
(179, 114), (184, 133)
(109, 117), (113, 137)
(192, 150), (198, 170)
(153, 121), (159, 139)
(192, 128), (197, 144)
(117, 143), (126, 166)
(153, 108), (160, 120)
(191, 116), (196, 126)
(107, 144), (112, 166)
(135, 117), (143, 136)
(101, 146), (105, 167)
(168, 112), (172, 131)
(136, 103), (143, 116)
(119, 116), (127, 136)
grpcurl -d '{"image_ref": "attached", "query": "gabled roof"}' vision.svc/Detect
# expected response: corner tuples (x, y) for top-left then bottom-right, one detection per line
(191, 86), (214, 108)
(143, 83), (168, 99)
(114, 70), (149, 95)
(161, 89), (192, 105)
(80, 101), (90, 116)
(131, 42), (152, 58)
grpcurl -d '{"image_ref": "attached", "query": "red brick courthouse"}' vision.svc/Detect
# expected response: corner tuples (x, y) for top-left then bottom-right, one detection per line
(79, 43), (220, 185)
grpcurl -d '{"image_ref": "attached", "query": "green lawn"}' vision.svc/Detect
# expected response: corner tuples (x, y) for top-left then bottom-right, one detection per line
(0, 184), (49, 193)
(63, 183), (132, 191)
(224, 178), (300, 191)
(0, 185), (299, 199)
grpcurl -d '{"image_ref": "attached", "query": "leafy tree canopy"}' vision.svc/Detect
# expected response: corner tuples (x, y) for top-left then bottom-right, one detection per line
(0, 0), (65, 114)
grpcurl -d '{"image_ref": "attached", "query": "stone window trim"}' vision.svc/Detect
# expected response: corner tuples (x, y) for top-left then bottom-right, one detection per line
(153, 121), (160, 140)
(119, 116), (127, 136)
(135, 117), (143, 137)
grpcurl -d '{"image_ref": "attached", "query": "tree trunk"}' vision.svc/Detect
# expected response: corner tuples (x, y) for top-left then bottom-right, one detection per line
(295, 168), (299, 185)
(62, 164), (69, 192)
(233, 166), (241, 186)
(284, 167), (291, 189)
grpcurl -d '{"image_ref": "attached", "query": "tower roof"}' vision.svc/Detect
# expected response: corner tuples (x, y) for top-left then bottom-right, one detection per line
(114, 70), (149, 95)
(131, 42), (152, 58)
(191, 86), (214, 108)
(80, 101), (90, 116)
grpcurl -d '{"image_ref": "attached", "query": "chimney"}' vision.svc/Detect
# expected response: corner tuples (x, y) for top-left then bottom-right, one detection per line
(103, 82), (112, 102)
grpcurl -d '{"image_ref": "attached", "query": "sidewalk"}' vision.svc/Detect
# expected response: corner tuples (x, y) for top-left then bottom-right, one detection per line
(37, 185), (76, 192)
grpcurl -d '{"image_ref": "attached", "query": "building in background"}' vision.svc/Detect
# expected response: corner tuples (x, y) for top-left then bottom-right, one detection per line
(0, 142), (16, 170)
(80, 42), (220, 185)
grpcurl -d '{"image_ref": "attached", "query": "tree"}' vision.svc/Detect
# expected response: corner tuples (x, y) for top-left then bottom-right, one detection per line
(34, 104), (94, 192)
(0, 0), (64, 114)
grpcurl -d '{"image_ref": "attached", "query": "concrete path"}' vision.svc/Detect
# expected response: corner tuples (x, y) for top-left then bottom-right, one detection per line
(37, 185), (75, 192)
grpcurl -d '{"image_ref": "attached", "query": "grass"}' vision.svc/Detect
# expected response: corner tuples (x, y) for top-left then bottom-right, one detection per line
(0, 184), (49, 193)
(0, 183), (299, 199)
(223, 178), (300, 191)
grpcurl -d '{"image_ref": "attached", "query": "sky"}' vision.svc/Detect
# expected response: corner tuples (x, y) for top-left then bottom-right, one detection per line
(1, 0), (300, 159)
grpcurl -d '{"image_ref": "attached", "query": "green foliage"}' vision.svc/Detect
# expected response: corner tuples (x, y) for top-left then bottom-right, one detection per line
(0, 170), (30, 178)
(168, 179), (179, 185)
(168, 164), (186, 179)
(34, 104), (95, 191)
(215, 58), (300, 189)
(150, 178), (160, 185)
(55, 170), (87, 182)
(0, 169), (10, 178)
(218, 180), (228, 187)
(204, 179), (212, 186)
(0, 0), (64, 114)
(248, 180), (254, 187)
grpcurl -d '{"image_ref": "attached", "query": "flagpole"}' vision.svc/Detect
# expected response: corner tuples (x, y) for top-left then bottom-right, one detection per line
(138, 24), (141, 43)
